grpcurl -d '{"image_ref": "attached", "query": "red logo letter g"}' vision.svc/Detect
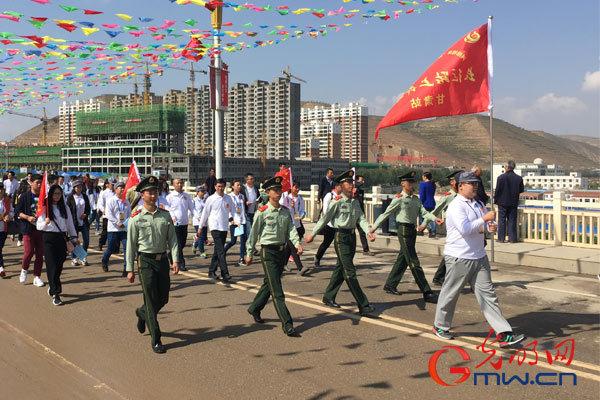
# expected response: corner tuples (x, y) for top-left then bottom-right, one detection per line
(428, 345), (471, 387)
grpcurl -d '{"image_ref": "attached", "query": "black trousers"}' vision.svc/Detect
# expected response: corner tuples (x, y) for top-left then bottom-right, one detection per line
(209, 230), (229, 277)
(316, 225), (336, 261)
(43, 232), (66, 296)
(99, 216), (108, 246)
(433, 257), (446, 282)
(173, 225), (187, 268)
(285, 224), (305, 271)
(357, 225), (370, 252)
(498, 205), (518, 242)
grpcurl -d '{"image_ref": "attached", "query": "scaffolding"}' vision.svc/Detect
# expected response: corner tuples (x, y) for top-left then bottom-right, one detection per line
(75, 105), (185, 136)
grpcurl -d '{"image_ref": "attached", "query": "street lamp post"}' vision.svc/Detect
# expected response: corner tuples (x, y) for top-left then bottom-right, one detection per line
(209, 3), (224, 179)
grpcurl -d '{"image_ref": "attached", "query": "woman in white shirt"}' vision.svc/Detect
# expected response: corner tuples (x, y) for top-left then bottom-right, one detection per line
(0, 183), (14, 278)
(67, 180), (91, 266)
(36, 184), (78, 306)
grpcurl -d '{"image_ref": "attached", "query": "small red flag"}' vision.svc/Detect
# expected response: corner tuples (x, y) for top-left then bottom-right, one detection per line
(83, 9), (103, 15)
(122, 160), (141, 200)
(36, 171), (48, 217)
(375, 21), (492, 139)
(275, 167), (292, 193)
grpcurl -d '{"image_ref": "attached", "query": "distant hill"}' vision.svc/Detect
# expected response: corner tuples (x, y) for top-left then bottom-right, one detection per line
(10, 115), (60, 146)
(559, 134), (600, 148)
(368, 114), (599, 169)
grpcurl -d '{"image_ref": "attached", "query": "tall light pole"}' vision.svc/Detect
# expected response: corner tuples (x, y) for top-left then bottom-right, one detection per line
(209, 3), (224, 179)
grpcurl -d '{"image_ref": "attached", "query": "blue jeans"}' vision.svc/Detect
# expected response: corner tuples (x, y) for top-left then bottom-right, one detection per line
(102, 231), (127, 270)
(193, 225), (207, 253)
(89, 210), (100, 231)
(224, 224), (247, 260)
(72, 224), (90, 259)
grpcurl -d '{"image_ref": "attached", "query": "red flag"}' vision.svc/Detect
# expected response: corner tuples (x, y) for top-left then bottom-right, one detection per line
(122, 160), (141, 200)
(83, 9), (103, 15)
(275, 167), (291, 193)
(36, 171), (48, 217)
(182, 37), (204, 62)
(375, 21), (492, 139)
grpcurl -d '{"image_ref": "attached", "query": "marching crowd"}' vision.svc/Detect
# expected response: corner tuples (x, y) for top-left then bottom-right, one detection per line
(0, 165), (525, 354)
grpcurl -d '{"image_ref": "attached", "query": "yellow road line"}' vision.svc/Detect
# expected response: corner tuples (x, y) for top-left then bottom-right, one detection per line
(178, 268), (600, 382)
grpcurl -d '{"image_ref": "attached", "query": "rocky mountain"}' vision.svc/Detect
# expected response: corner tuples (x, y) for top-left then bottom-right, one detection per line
(368, 115), (599, 169)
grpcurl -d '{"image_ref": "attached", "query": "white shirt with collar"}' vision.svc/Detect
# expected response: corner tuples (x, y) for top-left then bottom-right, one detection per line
(98, 188), (114, 217)
(444, 194), (488, 260)
(192, 195), (206, 227)
(36, 205), (78, 237)
(280, 192), (305, 228)
(3, 178), (17, 197)
(166, 190), (194, 226)
(199, 192), (234, 232)
(72, 193), (86, 226)
(322, 191), (338, 228)
(105, 196), (131, 232)
(229, 192), (246, 226)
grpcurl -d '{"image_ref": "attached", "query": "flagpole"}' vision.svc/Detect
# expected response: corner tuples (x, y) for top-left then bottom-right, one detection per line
(487, 16), (495, 263)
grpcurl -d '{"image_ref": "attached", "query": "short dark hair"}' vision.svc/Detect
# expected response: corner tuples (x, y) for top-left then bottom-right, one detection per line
(423, 172), (432, 180)
(216, 178), (226, 186)
(507, 160), (516, 170)
(245, 173), (254, 178)
(232, 178), (241, 185)
(326, 168), (334, 173)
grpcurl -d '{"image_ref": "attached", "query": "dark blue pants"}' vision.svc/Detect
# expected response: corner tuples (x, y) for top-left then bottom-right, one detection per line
(498, 205), (518, 242)
(102, 231), (127, 270)
(0, 232), (7, 267)
(73, 225), (90, 259)
(193, 225), (207, 253)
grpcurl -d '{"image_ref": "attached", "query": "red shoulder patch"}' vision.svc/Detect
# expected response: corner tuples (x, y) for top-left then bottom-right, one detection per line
(335, 195), (342, 201)
(395, 193), (402, 198)
(131, 209), (141, 218)
(258, 205), (268, 212)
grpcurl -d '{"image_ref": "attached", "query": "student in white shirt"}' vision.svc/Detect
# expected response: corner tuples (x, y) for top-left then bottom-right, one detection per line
(192, 185), (208, 258)
(0, 183), (14, 278)
(36, 184), (78, 306)
(166, 178), (194, 271)
(224, 179), (247, 267)
(86, 179), (101, 233)
(280, 182), (307, 274)
(313, 182), (342, 268)
(198, 178), (235, 283)
(3, 171), (18, 198)
(433, 172), (525, 348)
(97, 179), (115, 250)
(101, 182), (131, 276)
(66, 180), (90, 266)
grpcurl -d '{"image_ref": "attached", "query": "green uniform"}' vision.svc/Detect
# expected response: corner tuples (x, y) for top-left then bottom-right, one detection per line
(126, 206), (179, 346)
(246, 202), (300, 333)
(372, 192), (432, 293)
(312, 193), (371, 310)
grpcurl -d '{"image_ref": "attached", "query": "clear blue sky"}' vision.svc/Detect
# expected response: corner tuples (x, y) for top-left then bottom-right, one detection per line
(0, 0), (598, 140)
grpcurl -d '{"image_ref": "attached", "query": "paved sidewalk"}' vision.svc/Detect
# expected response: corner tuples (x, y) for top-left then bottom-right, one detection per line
(303, 222), (600, 275)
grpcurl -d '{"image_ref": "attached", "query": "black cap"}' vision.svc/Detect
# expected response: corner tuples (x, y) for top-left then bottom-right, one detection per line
(262, 176), (283, 191)
(398, 171), (417, 182)
(136, 176), (159, 192)
(334, 169), (355, 184)
(445, 170), (464, 180)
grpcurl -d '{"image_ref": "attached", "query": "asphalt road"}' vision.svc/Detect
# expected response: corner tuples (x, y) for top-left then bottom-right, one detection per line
(0, 231), (598, 400)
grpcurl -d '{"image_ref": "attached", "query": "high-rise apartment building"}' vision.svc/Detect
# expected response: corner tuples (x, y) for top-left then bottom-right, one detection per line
(300, 102), (368, 163)
(225, 77), (300, 160)
(58, 96), (112, 145)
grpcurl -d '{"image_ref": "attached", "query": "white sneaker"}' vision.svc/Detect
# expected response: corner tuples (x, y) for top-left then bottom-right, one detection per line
(16, 240), (22, 247)
(19, 269), (28, 284)
(71, 258), (80, 267)
(82, 258), (89, 266)
(0, 266), (5, 278)
(33, 276), (45, 287)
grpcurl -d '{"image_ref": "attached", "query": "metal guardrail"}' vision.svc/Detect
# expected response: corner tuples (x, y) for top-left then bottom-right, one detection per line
(182, 185), (599, 249)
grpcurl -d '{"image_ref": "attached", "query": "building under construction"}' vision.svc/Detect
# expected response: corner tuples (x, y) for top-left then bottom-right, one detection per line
(61, 105), (185, 175)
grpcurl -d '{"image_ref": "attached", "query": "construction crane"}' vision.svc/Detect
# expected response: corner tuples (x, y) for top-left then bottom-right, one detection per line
(6, 107), (49, 146)
(282, 66), (307, 84)
(108, 75), (140, 97)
